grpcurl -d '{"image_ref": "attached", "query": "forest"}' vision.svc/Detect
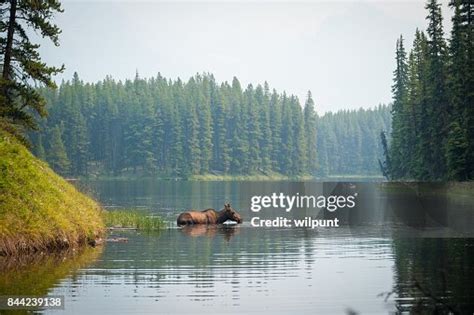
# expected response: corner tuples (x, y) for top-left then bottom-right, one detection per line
(317, 105), (391, 177)
(0, 0), (471, 182)
(384, 0), (473, 181)
(29, 73), (390, 178)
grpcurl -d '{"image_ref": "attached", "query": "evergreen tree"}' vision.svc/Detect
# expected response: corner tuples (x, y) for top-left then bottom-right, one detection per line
(245, 84), (262, 173)
(389, 35), (409, 178)
(0, 0), (64, 138)
(291, 96), (307, 174)
(259, 82), (273, 172)
(446, 120), (468, 180)
(197, 74), (213, 173)
(170, 79), (185, 176)
(184, 78), (201, 175)
(47, 125), (70, 175)
(304, 91), (318, 174)
(211, 85), (229, 172)
(269, 89), (282, 172)
(447, 0), (473, 179)
(425, 0), (449, 179)
(229, 77), (249, 174)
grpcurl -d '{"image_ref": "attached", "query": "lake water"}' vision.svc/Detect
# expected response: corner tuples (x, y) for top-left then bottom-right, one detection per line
(1, 180), (474, 314)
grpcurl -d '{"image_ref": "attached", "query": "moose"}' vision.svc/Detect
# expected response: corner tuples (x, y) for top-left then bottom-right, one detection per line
(177, 203), (243, 226)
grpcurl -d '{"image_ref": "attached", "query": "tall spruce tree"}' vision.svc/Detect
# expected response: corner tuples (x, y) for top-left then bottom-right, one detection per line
(425, 0), (449, 179)
(389, 35), (409, 179)
(304, 91), (318, 174)
(447, 0), (473, 179)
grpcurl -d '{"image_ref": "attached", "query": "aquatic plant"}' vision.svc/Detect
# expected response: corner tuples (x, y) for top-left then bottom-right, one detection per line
(103, 210), (165, 232)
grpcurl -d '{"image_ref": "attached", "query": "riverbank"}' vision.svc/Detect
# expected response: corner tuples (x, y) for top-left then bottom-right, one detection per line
(78, 172), (314, 181)
(71, 170), (390, 182)
(0, 130), (105, 256)
(188, 173), (314, 181)
(379, 181), (474, 199)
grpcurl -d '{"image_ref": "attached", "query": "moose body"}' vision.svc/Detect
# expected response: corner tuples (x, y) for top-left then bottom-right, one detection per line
(177, 203), (242, 226)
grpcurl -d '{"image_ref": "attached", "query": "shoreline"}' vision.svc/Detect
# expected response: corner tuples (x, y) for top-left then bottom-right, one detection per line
(72, 173), (385, 182)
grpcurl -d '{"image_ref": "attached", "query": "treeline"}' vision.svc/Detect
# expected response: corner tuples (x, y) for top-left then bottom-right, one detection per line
(317, 105), (391, 176)
(384, 0), (473, 181)
(30, 72), (390, 178)
(30, 73), (318, 177)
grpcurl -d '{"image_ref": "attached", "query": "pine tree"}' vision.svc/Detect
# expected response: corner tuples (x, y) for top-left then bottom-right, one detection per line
(446, 120), (468, 180)
(171, 79), (185, 176)
(259, 82), (273, 172)
(74, 111), (89, 175)
(411, 30), (433, 180)
(447, 0), (473, 179)
(269, 89), (282, 172)
(280, 93), (294, 175)
(0, 0), (64, 138)
(229, 77), (249, 174)
(184, 78), (201, 175)
(245, 84), (262, 173)
(304, 91), (318, 174)
(198, 75), (213, 174)
(425, 0), (449, 179)
(403, 31), (426, 178)
(389, 35), (409, 178)
(212, 84), (230, 173)
(47, 126), (70, 175)
(292, 96), (307, 174)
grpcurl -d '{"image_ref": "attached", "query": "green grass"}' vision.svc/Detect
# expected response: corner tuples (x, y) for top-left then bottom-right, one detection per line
(0, 130), (105, 255)
(103, 210), (165, 231)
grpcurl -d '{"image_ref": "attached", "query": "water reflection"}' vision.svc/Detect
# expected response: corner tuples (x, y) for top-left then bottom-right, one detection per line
(1, 180), (473, 314)
(180, 225), (240, 242)
(0, 247), (103, 314)
(392, 238), (474, 313)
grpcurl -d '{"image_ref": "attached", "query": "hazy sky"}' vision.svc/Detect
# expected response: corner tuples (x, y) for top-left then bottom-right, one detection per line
(39, 0), (452, 113)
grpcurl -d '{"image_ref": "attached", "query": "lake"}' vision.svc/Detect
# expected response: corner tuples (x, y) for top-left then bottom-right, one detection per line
(1, 180), (474, 314)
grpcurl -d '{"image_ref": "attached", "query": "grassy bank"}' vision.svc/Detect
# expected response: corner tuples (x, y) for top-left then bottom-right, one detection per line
(103, 210), (165, 231)
(0, 130), (105, 256)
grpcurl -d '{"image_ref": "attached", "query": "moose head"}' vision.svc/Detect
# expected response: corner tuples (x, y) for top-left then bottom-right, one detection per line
(223, 203), (242, 223)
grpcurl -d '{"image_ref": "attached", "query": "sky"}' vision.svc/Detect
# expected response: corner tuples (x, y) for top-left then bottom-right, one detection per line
(39, 0), (453, 114)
